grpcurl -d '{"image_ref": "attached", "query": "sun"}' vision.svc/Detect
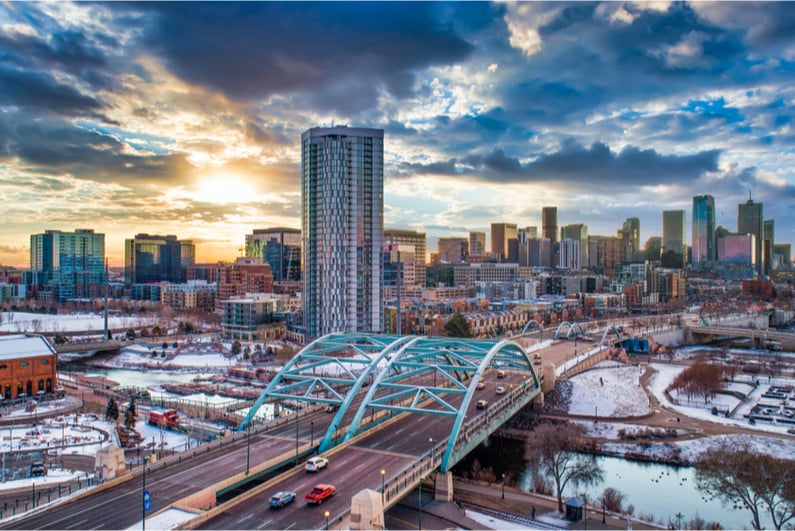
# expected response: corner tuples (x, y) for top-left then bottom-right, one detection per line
(193, 175), (256, 204)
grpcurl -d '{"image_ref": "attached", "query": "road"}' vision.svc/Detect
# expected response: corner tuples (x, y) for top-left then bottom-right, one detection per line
(196, 368), (527, 530)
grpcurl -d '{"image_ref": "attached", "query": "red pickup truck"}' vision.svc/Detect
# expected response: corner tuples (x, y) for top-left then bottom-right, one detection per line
(304, 484), (336, 504)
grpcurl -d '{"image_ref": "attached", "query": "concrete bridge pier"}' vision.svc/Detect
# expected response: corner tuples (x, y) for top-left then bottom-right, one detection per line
(434, 471), (453, 502)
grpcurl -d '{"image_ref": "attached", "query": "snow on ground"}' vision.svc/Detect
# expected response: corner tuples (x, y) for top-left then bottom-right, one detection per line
(0, 312), (156, 334)
(465, 509), (535, 530)
(648, 363), (795, 436)
(567, 364), (651, 417)
(126, 508), (199, 531)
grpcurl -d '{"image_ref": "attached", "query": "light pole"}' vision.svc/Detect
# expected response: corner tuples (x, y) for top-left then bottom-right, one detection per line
(31, 479), (36, 509)
(602, 497), (606, 523)
(245, 421), (251, 475)
(501, 473), (505, 499)
(418, 476), (425, 530)
(675, 511), (684, 530)
(380, 469), (386, 504)
(310, 421), (314, 449)
(142, 455), (150, 531)
(294, 412), (299, 466)
(428, 438), (435, 467)
(324, 510), (330, 530)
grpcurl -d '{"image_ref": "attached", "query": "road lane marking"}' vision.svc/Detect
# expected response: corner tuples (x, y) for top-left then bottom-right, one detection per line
(256, 518), (274, 529)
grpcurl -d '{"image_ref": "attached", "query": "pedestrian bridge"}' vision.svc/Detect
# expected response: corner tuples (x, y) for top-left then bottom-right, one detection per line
(239, 333), (542, 471)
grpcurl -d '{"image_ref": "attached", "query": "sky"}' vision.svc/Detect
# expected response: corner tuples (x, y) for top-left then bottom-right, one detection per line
(1, 1), (795, 267)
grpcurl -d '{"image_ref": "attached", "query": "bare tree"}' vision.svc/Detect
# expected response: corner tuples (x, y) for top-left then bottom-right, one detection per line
(695, 442), (795, 530)
(525, 422), (604, 513)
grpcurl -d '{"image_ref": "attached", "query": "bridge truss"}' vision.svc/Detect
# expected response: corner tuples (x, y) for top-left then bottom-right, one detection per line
(239, 333), (541, 471)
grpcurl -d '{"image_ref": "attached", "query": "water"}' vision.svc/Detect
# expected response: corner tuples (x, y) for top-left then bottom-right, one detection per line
(455, 436), (767, 530)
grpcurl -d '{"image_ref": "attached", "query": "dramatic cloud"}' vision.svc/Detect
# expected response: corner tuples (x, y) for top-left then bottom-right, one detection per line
(1, 1), (795, 265)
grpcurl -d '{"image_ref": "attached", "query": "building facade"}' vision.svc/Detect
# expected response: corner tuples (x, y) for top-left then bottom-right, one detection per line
(301, 126), (384, 339)
(662, 210), (686, 268)
(542, 206), (558, 243)
(0, 335), (57, 399)
(738, 195), (764, 274)
(469, 232), (486, 256)
(692, 195), (716, 265)
(245, 228), (302, 282)
(384, 229), (426, 287)
(490, 223), (518, 261)
(29, 229), (106, 302)
(124, 234), (192, 285)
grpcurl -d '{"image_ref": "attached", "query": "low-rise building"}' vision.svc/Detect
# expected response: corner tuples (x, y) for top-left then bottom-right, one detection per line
(0, 335), (57, 400)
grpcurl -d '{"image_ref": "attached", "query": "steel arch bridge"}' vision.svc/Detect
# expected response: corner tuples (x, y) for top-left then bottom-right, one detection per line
(553, 321), (586, 339)
(238, 333), (541, 471)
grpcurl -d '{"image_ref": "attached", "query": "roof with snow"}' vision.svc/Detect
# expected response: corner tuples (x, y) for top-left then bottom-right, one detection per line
(0, 335), (56, 361)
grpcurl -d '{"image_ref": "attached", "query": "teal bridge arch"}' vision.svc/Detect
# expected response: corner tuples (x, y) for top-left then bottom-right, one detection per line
(553, 321), (586, 340)
(238, 333), (541, 471)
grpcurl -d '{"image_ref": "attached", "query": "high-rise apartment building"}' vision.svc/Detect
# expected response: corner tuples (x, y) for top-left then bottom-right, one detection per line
(692, 195), (716, 265)
(490, 223), (517, 260)
(245, 228), (302, 282)
(124, 234), (192, 285)
(645, 237), (662, 262)
(30, 229), (105, 302)
(469, 232), (486, 256)
(384, 229), (426, 287)
(738, 195), (764, 274)
(301, 126), (384, 339)
(662, 210), (686, 268)
(542, 207), (558, 242)
(217, 257), (273, 304)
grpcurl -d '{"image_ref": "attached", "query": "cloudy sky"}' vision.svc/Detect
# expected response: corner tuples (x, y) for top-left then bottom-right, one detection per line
(1, 1), (794, 267)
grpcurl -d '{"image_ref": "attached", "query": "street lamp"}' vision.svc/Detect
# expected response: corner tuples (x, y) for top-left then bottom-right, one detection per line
(31, 479), (36, 509)
(245, 421), (251, 475)
(380, 469), (386, 504)
(310, 421), (314, 449)
(294, 412), (299, 466)
(324, 510), (330, 530)
(418, 476), (425, 530)
(428, 438), (435, 467)
(501, 473), (505, 499)
(142, 455), (150, 531)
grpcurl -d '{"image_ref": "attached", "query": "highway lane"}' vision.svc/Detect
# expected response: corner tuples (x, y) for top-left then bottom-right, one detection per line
(198, 369), (528, 530)
(0, 406), (341, 530)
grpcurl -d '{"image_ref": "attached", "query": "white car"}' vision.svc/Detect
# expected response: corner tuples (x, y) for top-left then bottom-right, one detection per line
(305, 456), (329, 472)
(495, 386), (506, 395)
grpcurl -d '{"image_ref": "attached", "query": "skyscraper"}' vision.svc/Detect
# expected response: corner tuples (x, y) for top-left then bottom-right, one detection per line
(301, 126), (384, 339)
(384, 229), (426, 287)
(692, 195), (716, 265)
(618, 217), (640, 262)
(561, 223), (588, 269)
(490, 223), (518, 260)
(662, 210), (686, 268)
(542, 207), (558, 242)
(124, 234), (190, 285)
(469, 232), (486, 256)
(738, 195), (763, 274)
(30, 229), (105, 302)
(245, 228), (302, 282)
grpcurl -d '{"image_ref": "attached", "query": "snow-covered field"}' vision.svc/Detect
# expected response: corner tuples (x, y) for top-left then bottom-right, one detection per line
(0, 312), (156, 334)
(567, 364), (650, 417)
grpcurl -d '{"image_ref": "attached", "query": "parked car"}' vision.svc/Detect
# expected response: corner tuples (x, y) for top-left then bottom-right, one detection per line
(305, 456), (329, 472)
(304, 484), (336, 504)
(476, 399), (488, 409)
(269, 491), (296, 509)
(496, 370), (506, 379)
(495, 386), (506, 395)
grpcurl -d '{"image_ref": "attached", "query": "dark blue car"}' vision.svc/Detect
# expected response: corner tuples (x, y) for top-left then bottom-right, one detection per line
(269, 491), (296, 509)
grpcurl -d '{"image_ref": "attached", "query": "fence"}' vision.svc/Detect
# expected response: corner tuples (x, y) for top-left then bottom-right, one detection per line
(0, 474), (97, 521)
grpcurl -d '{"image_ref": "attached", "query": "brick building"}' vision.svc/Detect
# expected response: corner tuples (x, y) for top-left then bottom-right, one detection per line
(0, 335), (57, 400)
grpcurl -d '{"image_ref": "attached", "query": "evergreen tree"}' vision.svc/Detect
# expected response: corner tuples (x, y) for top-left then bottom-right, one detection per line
(124, 400), (137, 430)
(444, 312), (472, 338)
(105, 397), (119, 421)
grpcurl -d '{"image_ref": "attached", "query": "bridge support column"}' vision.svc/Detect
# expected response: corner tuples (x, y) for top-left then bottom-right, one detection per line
(350, 489), (384, 530)
(434, 471), (453, 502)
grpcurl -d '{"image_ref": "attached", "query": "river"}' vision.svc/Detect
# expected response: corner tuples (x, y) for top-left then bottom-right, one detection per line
(454, 435), (769, 530)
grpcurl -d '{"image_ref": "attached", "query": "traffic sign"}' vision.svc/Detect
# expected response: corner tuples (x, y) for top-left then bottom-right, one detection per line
(143, 490), (151, 511)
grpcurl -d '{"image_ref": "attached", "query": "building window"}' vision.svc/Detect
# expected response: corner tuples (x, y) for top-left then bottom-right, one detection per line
(0, 364), (7, 370)
(20, 361), (29, 368)
(41, 359), (49, 365)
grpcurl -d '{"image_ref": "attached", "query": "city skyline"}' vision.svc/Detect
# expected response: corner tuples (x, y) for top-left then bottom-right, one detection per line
(2, 2), (795, 267)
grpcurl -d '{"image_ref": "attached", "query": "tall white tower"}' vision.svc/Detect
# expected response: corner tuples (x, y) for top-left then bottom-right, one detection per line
(301, 126), (384, 339)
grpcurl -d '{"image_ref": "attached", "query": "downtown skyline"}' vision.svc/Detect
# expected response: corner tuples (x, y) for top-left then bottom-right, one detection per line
(1, 2), (795, 267)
